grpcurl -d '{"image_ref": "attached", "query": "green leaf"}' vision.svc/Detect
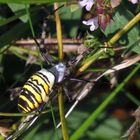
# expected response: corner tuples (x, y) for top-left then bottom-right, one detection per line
(105, 6), (140, 54)
(0, 0), (67, 4)
(69, 4), (80, 12)
(8, 4), (29, 22)
(87, 116), (123, 140)
(0, 6), (40, 26)
(59, 5), (82, 37)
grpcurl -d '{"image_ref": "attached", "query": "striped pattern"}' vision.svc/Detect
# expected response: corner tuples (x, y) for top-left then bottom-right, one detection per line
(18, 69), (55, 113)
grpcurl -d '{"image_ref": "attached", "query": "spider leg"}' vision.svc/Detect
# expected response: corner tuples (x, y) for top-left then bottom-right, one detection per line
(6, 114), (38, 140)
(63, 86), (71, 102)
(33, 5), (64, 66)
(33, 18), (54, 65)
(9, 87), (22, 101)
(57, 82), (94, 128)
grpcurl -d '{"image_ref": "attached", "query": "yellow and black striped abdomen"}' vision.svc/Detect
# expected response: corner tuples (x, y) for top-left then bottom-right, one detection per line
(18, 69), (55, 113)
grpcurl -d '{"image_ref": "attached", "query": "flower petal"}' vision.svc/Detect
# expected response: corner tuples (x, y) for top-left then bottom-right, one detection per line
(129, 0), (139, 4)
(79, 0), (87, 8)
(79, 0), (94, 11)
(82, 17), (99, 31)
(85, 0), (94, 11)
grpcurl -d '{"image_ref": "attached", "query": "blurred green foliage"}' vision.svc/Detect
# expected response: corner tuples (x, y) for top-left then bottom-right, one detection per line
(0, 1), (140, 140)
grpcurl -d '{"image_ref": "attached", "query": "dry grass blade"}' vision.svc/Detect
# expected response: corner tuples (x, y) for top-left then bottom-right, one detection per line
(95, 55), (140, 81)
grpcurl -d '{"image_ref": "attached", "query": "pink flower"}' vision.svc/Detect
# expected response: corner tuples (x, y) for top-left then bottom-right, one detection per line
(82, 17), (99, 31)
(79, 0), (94, 11)
(129, 0), (139, 4)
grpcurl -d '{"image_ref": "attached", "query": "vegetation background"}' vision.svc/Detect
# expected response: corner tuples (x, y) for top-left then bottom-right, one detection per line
(0, 0), (140, 140)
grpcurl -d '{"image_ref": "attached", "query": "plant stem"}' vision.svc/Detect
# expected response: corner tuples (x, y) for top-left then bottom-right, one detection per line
(58, 87), (69, 140)
(54, 3), (69, 140)
(76, 49), (105, 75)
(108, 12), (140, 46)
(54, 3), (64, 61)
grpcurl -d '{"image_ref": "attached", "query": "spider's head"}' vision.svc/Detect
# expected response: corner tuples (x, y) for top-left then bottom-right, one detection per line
(50, 63), (66, 83)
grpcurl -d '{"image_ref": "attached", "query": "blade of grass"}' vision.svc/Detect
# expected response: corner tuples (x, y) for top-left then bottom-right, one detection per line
(9, 46), (38, 56)
(25, 4), (43, 68)
(0, 112), (42, 117)
(25, 4), (35, 38)
(50, 101), (60, 140)
(0, 0), (67, 4)
(9, 49), (41, 65)
(70, 64), (140, 140)
(123, 89), (140, 106)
